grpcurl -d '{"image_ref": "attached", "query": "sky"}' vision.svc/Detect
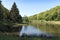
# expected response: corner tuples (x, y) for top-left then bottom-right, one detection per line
(1, 0), (60, 17)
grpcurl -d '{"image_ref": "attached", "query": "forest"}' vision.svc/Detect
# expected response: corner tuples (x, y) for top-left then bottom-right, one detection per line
(0, 1), (22, 33)
(0, 1), (22, 23)
(28, 6), (60, 21)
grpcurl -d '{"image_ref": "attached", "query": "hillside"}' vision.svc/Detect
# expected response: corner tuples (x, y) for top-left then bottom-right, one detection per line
(29, 6), (60, 21)
(0, 1), (9, 21)
(1, 5), (9, 14)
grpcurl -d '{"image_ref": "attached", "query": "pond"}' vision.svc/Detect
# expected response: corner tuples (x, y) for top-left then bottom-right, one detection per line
(19, 25), (54, 37)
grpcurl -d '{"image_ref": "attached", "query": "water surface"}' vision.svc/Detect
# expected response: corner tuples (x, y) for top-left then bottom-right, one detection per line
(20, 25), (53, 37)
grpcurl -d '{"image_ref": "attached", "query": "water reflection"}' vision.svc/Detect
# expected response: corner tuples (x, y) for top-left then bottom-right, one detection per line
(20, 26), (53, 37)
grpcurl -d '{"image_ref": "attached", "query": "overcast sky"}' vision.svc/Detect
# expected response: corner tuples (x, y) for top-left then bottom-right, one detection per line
(2, 0), (60, 17)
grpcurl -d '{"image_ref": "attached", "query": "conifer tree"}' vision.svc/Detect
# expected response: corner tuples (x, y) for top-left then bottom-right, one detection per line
(10, 2), (22, 23)
(0, 0), (4, 21)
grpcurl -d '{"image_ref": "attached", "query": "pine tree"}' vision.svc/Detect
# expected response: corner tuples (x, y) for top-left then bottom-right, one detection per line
(0, 0), (4, 21)
(10, 2), (22, 23)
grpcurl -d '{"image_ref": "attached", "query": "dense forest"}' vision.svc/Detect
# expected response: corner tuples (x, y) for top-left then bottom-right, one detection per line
(28, 6), (60, 21)
(0, 1), (22, 23)
(0, 1), (22, 32)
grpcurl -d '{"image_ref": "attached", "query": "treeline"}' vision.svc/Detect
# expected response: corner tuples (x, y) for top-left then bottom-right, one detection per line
(0, 1), (22, 23)
(28, 6), (60, 21)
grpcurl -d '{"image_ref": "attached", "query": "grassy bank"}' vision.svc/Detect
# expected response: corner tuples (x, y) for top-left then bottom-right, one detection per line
(30, 20), (60, 25)
(0, 22), (23, 35)
(0, 34), (60, 40)
(30, 20), (60, 36)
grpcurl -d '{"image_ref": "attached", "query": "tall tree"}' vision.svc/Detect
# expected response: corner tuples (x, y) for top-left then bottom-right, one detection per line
(0, 0), (5, 21)
(10, 2), (22, 23)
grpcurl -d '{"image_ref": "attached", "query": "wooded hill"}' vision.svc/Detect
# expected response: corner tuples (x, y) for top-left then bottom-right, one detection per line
(0, 1), (22, 23)
(28, 6), (60, 21)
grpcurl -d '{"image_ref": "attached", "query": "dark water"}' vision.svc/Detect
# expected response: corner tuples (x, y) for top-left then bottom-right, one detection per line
(19, 25), (54, 37)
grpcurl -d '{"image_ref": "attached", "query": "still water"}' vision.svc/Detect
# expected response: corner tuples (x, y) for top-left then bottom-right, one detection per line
(20, 25), (54, 37)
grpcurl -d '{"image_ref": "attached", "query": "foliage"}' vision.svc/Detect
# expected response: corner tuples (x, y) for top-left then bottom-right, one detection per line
(0, 1), (22, 23)
(10, 2), (22, 23)
(28, 6), (60, 21)
(22, 16), (29, 23)
(0, 0), (23, 34)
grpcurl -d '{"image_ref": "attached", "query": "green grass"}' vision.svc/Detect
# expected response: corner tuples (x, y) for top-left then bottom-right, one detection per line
(0, 34), (60, 40)
(0, 34), (18, 40)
